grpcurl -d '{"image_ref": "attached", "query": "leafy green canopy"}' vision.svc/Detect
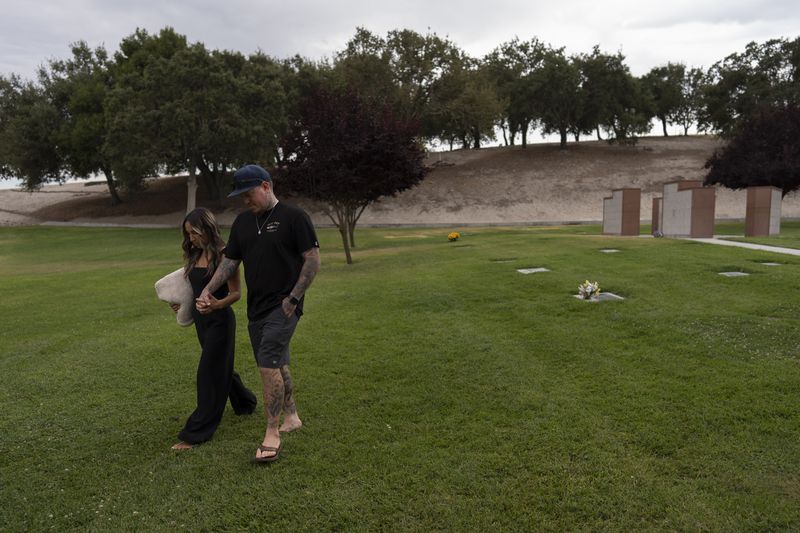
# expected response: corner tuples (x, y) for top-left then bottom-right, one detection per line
(0, 75), (61, 187)
(642, 63), (686, 137)
(702, 38), (800, 137)
(106, 28), (288, 203)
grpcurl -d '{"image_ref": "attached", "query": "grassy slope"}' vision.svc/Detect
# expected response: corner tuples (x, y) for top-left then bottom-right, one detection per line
(36, 136), (723, 224)
(1, 224), (800, 531)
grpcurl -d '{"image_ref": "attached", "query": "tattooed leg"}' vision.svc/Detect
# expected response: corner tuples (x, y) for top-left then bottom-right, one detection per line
(279, 365), (302, 433)
(256, 367), (283, 460)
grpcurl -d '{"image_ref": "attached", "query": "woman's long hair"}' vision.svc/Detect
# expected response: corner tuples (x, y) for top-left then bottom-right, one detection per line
(181, 208), (226, 278)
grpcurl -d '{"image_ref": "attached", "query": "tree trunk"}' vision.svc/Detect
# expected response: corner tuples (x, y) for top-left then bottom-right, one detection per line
(338, 224), (352, 264)
(186, 166), (198, 214)
(661, 116), (669, 137)
(327, 206), (353, 264)
(101, 166), (122, 206)
(559, 128), (568, 150)
(198, 160), (224, 205)
(596, 125), (602, 141)
(521, 127), (528, 148)
(574, 131), (580, 142)
(348, 223), (355, 249)
(211, 162), (223, 206)
(683, 125), (689, 136)
(346, 206), (356, 249)
(500, 120), (508, 146)
(472, 128), (480, 149)
(350, 204), (368, 249)
(197, 160), (214, 202)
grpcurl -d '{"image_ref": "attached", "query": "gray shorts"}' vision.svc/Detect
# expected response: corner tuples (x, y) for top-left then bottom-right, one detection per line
(248, 305), (300, 369)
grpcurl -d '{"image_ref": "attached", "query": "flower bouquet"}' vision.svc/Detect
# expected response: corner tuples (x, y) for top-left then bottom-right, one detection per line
(578, 280), (600, 300)
(448, 231), (460, 242)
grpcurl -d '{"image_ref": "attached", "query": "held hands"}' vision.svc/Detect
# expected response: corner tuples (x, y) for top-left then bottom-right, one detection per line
(196, 289), (218, 315)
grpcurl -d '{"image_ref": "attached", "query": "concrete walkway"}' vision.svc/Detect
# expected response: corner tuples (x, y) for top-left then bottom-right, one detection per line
(686, 237), (800, 256)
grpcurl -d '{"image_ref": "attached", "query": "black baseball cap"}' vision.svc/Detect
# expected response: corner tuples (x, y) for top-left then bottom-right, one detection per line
(228, 164), (272, 197)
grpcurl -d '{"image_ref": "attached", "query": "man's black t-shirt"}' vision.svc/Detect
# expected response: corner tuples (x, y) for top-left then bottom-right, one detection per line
(225, 202), (319, 321)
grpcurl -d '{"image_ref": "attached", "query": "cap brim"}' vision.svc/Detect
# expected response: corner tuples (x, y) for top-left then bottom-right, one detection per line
(227, 183), (260, 198)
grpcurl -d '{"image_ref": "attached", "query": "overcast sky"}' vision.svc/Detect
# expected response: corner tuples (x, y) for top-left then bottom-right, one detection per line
(1, 0), (798, 80)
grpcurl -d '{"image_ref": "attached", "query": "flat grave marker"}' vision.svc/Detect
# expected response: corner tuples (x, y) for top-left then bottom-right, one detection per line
(517, 267), (550, 274)
(573, 292), (625, 301)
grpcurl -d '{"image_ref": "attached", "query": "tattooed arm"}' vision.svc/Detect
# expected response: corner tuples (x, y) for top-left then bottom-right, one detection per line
(281, 247), (320, 317)
(197, 257), (241, 311)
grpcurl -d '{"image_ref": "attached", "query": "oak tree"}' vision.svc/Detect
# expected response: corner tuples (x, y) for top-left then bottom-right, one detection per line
(701, 38), (800, 137)
(642, 63), (686, 137)
(0, 75), (62, 188)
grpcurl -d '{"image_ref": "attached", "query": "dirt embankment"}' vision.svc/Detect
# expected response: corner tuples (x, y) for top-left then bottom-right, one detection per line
(3, 136), (799, 228)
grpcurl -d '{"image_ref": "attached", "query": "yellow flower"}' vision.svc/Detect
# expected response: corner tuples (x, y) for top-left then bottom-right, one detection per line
(448, 232), (460, 242)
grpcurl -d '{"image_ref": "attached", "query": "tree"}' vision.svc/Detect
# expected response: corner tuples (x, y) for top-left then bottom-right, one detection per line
(605, 74), (654, 144)
(534, 48), (584, 149)
(704, 105), (800, 196)
(673, 67), (705, 135)
(279, 56), (328, 163)
(577, 47), (654, 144)
(335, 27), (468, 143)
(484, 38), (547, 147)
(642, 63), (685, 136)
(384, 28), (465, 131)
(182, 48), (286, 203)
(42, 41), (124, 204)
(0, 75), (62, 188)
(701, 38), (800, 137)
(428, 60), (503, 149)
(281, 86), (427, 264)
(104, 27), (189, 198)
(574, 46), (618, 141)
(572, 46), (654, 144)
(334, 28), (397, 104)
(105, 28), (287, 207)
(0, 77), (12, 178)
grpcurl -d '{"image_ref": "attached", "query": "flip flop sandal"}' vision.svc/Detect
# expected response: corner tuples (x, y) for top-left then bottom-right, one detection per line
(254, 443), (282, 463)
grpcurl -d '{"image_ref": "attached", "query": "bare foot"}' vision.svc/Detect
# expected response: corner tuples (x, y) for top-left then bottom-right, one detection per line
(279, 415), (303, 433)
(171, 441), (193, 451)
(255, 433), (281, 461)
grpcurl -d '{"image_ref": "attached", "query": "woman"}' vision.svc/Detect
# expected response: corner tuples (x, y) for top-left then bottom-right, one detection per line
(170, 207), (257, 450)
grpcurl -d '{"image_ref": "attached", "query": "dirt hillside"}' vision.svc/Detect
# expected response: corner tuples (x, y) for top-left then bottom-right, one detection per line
(3, 135), (799, 227)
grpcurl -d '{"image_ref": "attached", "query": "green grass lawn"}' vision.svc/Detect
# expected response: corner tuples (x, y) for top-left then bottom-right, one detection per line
(2, 224), (800, 531)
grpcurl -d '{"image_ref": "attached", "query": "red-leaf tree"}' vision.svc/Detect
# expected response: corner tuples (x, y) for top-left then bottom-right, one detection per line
(704, 105), (800, 196)
(280, 86), (428, 264)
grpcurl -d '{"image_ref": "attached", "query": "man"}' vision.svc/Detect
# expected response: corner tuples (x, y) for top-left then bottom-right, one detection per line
(197, 164), (320, 462)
